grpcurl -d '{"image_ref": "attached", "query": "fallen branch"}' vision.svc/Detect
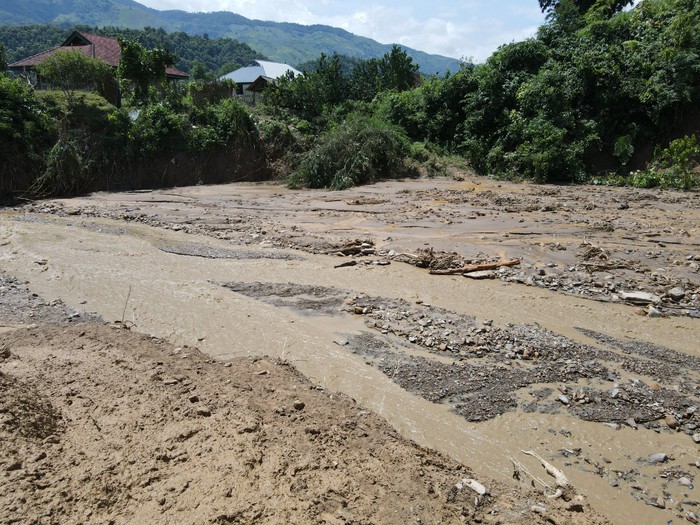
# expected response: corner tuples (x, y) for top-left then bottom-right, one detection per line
(522, 450), (570, 499)
(429, 258), (521, 275)
(508, 457), (553, 492)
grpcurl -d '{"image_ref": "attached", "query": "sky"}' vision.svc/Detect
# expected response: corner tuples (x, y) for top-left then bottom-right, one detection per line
(135, 0), (547, 62)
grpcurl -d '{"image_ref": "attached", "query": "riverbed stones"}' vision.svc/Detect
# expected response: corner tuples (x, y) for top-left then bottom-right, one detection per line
(666, 287), (685, 301)
(619, 291), (661, 305)
(648, 453), (669, 464)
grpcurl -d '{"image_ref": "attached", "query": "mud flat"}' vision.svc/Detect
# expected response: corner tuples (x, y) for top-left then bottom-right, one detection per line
(1, 174), (698, 524)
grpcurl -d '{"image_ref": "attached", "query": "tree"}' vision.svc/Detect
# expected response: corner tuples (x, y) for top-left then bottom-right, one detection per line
(0, 43), (7, 73)
(539, 0), (633, 14)
(35, 50), (114, 110)
(190, 60), (214, 82)
(377, 45), (419, 92)
(117, 37), (176, 103)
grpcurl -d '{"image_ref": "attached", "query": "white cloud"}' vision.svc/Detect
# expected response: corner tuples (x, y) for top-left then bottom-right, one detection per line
(137, 0), (545, 62)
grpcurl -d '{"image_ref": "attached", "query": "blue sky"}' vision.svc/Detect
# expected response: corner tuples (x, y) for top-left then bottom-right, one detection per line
(136, 0), (547, 62)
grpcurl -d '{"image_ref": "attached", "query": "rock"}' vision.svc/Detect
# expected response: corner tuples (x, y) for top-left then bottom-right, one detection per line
(626, 418), (638, 430)
(686, 511), (699, 524)
(293, 400), (305, 411)
(603, 422), (621, 431)
(693, 433), (700, 444)
(195, 407), (212, 417)
(647, 305), (663, 318)
(668, 287), (686, 301)
(619, 291), (661, 305)
(647, 497), (665, 509)
(567, 502), (585, 513)
(6, 460), (22, 472)
(648, 453), (669, 464)
(531, 503), (547, 514)
(463, 270), (496, 279)
(558, 394), (571, 405)
(666, 415), (680, 429)
(679, 477), (693, 488)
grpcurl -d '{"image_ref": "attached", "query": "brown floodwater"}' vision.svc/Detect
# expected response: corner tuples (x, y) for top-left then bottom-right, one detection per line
(1, 178), (698, 524)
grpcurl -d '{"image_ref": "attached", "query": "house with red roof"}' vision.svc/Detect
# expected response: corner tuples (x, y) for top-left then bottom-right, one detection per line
(9, 30), (189, 87)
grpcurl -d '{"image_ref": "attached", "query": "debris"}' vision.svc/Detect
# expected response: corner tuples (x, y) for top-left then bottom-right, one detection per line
(456, 478), (488, 496)
(429, 259), (521, 276)
(521, 450), (571, 499)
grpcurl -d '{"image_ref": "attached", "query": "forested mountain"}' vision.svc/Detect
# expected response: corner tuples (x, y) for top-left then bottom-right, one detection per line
(0, 0), (461, 74)
(0, 25), (262, 75)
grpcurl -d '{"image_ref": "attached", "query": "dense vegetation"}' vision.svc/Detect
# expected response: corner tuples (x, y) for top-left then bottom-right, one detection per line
(0, 0), (460, 75)
(259, 0), (699, 189)
(1, 0), (698, 201)
(0, 35), (268, 200)
(0, 24), (261, 76)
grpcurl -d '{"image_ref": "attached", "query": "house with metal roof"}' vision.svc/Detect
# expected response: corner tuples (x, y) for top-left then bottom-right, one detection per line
(219, 59), (302, 103)
(9, 31), (189, 85)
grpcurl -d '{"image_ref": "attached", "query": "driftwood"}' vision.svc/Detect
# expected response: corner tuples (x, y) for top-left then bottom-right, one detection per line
(429, 258), (521, 276)
(521, 450), (570, 499)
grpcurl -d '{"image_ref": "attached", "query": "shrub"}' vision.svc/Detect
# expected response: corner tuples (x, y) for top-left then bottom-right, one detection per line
(130, 103), (188, 157)
(188, 79), (235, 108)
(32, 133), (93, 197)
(289, 115), (410, 190)
(0, 77), (56, 196)
(630, 134), (700, 189)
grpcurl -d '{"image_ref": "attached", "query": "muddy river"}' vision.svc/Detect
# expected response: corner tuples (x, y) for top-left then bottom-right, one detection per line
(1, 176), (698, 524)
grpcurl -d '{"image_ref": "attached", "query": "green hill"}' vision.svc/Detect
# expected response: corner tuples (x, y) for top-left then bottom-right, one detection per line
(0, 25), (262, 75)
(0, 0), (461, 75)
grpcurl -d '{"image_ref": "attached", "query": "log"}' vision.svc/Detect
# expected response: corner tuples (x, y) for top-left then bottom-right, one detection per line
(429, 258), (521, 275)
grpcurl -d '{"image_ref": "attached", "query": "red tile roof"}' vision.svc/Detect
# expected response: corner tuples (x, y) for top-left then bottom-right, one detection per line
(9, 31), (188, 79)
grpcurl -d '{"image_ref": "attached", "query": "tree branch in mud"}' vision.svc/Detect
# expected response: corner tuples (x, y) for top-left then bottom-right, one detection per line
(521, 450), (571, 499)
(428, 259), (521, 276)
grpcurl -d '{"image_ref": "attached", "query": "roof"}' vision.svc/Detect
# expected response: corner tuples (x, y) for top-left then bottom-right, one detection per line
(9, 31), (188, 79)
(219, 60), (301, 84)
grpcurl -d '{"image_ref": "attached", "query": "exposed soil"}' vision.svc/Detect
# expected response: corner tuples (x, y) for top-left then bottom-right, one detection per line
(1, 173), (699, 524)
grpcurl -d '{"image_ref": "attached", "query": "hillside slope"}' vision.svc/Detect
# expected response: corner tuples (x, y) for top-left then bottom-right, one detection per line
(0, 0), (461, 74)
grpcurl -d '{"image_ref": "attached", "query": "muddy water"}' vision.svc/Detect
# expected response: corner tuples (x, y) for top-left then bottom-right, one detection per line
(1, 212), (698, 524)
